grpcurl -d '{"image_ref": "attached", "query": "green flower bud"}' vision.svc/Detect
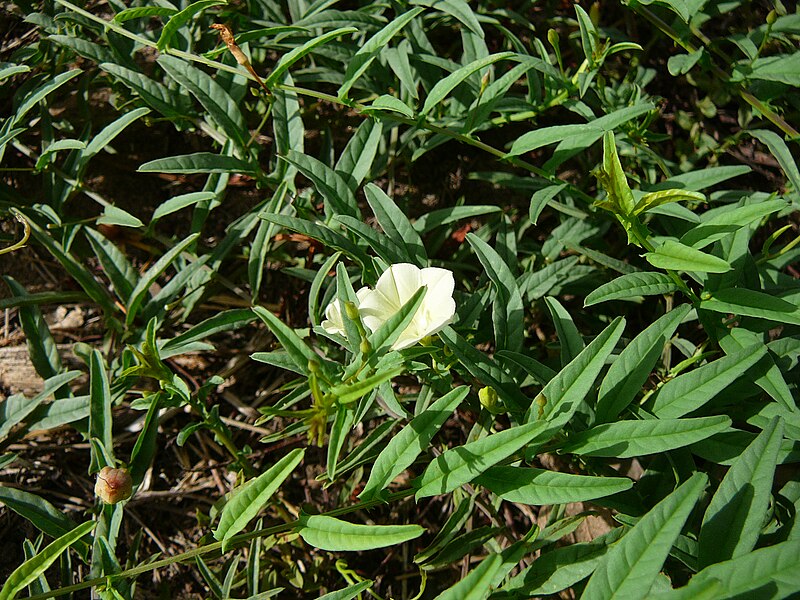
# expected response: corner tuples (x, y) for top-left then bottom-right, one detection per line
(344, 301), (360, 321)
(479, 386), (499, 410)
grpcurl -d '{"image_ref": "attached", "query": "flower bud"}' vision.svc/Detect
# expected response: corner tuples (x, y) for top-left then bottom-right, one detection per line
(479, 386), (499, 410)
(95, 467), (133, 504)
(344, 301), (360, 321)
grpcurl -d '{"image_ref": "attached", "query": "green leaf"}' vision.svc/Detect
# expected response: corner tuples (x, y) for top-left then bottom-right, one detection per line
(282, 150), (359, 219)
(467, 233), (524, 353)
(0, 521), (95, 600)
(156, 0), (226, 51)
(3, 277), (61, 380)
(600, 130), (636, 215)
(365, 94), (415, 117)
(84, 227), (138, 302)
(581, 472), (707, 600)
(645, 240), (731, 273)
(158, 56), (249, 151)
(151, 192), (217, 222)
(97, 205), (144, 229)
(701, 288), (800, 326)
(655, 539), (800, 600)
(101, 63), (190, 120)
(125, 233), (200, 325)
(113, 6), (176, 22)
(575, 4), (598, 63)
(527, 317), (626, 423)
(680, 199), (787, 249)
(214, 449), (305, 550)
(252, 306), (318, 377)
(23, 217), (115, 315)
(697, 417), (784, 567)
(476, 467), (632, 505)
(318, 580), (373, 600)
(138, 152), (256, 174)
(508, 124), (600, 158)
(366, 287), (428, 352)
(651, 344), (768, 418)
(297, 515), (423, 551)
(544, 296), (584, 366)
(0, 372), (82, 439)
(585, 272), (678, 306)
(365, 183), (426, 266)
(336, 120), (384, 193)
(88, 350), (113, 473)
(501, 529), (624, 597)
(0, 64), (29, 81)
(750, 129), (800, 193)
(633, 189), (705, 216)
(415, 420), (552, 499)
(260, 214), (371, 268)
(559, 416), (731, 458)
(271, 72), (304, 184)
(433, 554), (502, 600)
(265, 27), (357, 87)
(330, 363), (405, 405)
(421, 52), (517, 115)
(163, 309), (257, 353)
(79, 107), (150, 171)
(8, 70), (82, 129)
(0, 487), (90, 561)
(34, 138), (86, 170)
(529, 184), (567, 224)
(360, 386), (468, 500)
(338, 8), (424, 100)
(411, 0), (483, 36)
(596, 306), (690, 422)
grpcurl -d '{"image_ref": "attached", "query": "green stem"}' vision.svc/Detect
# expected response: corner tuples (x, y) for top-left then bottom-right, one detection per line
(28, 488), (416, 600)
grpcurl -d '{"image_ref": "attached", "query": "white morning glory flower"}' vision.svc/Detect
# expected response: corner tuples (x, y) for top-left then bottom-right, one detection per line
(321, 287), (370, 337)
(358, 263), (456, 350)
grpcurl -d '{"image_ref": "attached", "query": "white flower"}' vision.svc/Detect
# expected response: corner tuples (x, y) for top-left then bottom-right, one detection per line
(358, 263), (456, 350)
(321, 287), (370, 337)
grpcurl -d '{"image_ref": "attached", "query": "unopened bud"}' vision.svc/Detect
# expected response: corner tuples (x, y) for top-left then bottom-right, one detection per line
(95, 467), (132, 504)
(479, 386), (499, 410)
(308, 359), (321, 374)
(359, 339), (372, 354)
(344, 301), (360, 321)
(766, 10), (777, 25)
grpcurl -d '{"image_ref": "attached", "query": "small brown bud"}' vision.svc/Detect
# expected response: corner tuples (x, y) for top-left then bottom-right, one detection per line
(94, 467), (133, 504)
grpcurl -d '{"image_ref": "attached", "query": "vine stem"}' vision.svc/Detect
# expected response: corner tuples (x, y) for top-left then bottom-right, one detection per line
(27, 488), (417, 600)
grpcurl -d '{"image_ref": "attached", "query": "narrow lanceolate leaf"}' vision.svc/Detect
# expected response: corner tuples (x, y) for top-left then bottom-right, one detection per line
(697, 417), (784, 568)
(421, 52), (517, 115)
(360, 387), (468, 500)
(501, 529), (624, 597)
(3, 277), (60, 380)
(338, 8), (424, 100)
(364, 183), (426, 266)
(84, 227), (138, 302)
(544, 296), (584, 366)
(530, 184), (567, 224)
(651, 344), (767, 418)
(508, 124), (601, 158)
(680, 199), (787, 249)
(0, 487), (90, 561)
(433, 554), (502, 600)
(138, 153), (255, 174)
(581, 472), (707, 600)
(79, 107), (150, 170)
(467, 233), (524, 353)
(88, 350), (113, 473)
(652, 539), (800, 600)
(125, 233), (200, 325)
(0, 521), (95, 600)
(297, 515), (423, 551)
(318, 580), (373, 600)
(560, 416), (730, 458)
(252, 306), (318, 377)
(281, 150), (359, 219)
(158, 56), (249, 151)
(0, 371), (82, 439)
(265, 27), (357, 87)
(156, 0), (226, 51)
(102, 63), (190, 119)
(415, 420), (551, 499)
(750, 129), (800, 194)
(337, 120), (384, 193)
(475, 467), (632, 505)
(595, 305), (690, 423)
(526, 317), (626, 424)
(701, 288), (800, 326)
(585, 272), (678, 306)
(645, 240), (731, 273)
(214, 449), (305, 550)
(162, 309), (258, 353)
